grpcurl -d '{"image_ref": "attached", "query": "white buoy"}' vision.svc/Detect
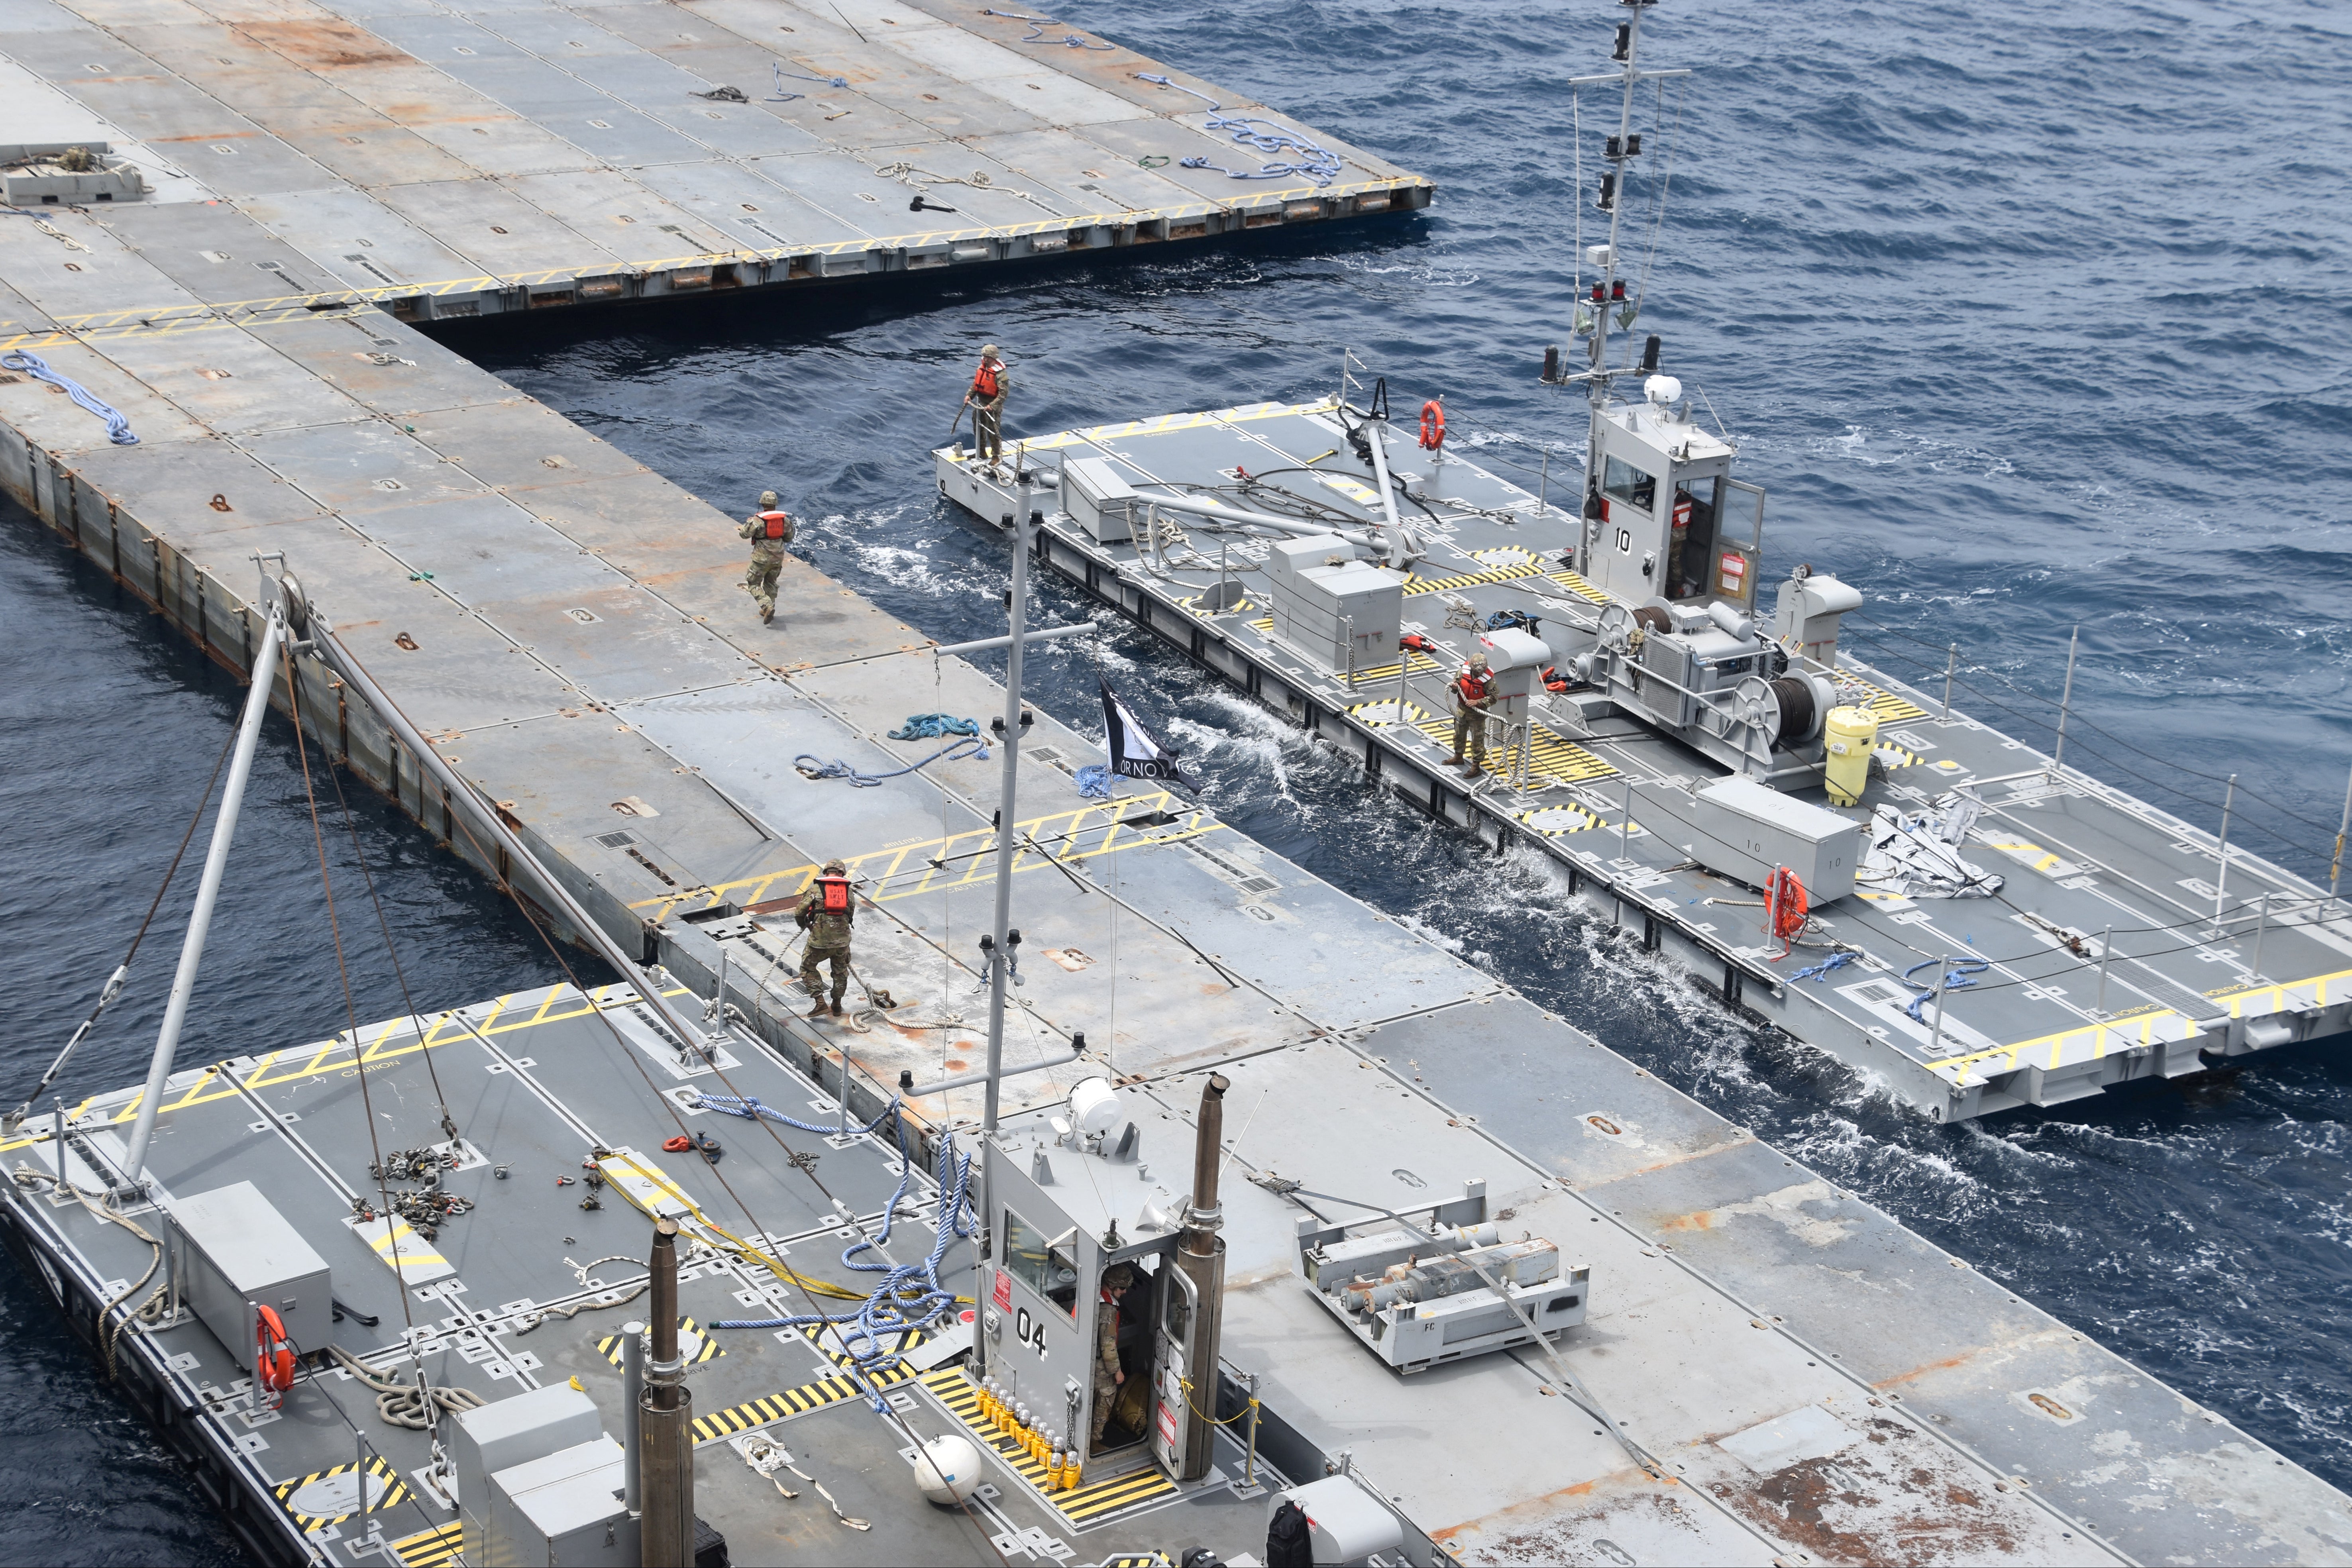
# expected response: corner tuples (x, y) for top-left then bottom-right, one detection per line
(913, 1435), (981, 1506)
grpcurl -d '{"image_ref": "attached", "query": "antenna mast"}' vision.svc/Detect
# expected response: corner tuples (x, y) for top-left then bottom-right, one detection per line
(1567, 1), (1688, 409)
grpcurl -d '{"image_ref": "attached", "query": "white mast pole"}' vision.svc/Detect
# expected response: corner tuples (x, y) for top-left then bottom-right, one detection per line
(121, 604), (287, 1191)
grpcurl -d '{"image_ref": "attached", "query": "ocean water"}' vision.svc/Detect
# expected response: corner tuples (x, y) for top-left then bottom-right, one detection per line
(5, 0), (2349, 1557)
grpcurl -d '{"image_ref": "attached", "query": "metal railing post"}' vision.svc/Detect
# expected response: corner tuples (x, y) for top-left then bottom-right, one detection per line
(2094, 925), (2113, 1020)
(2050, 624), (2078, 777)
(1942, 643), (1957, 724)
(2250, 893), (2270, 981)
(2215, 773), (2237, 922)
(2330, 762), (2352, 918)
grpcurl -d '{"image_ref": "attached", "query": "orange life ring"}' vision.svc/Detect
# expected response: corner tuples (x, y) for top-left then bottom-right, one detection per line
(1417, 399), (1445, 451)
(256, 1303), (297, 1394)
(1765, 867), (1808, 959)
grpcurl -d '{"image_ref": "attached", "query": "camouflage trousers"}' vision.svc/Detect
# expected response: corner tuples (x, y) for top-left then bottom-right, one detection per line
(801, 943), (850, 1003)
(746, 554), (781, 616)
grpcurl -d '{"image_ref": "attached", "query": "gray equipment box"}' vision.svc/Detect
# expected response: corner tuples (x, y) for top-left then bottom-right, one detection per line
(1059, 455), (1137, 543)
(489, 1435), (636, 1568)
(1271, 546), (1403, 675)
(0, 143), (145, 205)
(1636, 774), (1860, 901)
(165, 1181), (332, 1362)
(447, 1383), (605, 1550)
(1271, 1474), (1406, 1565)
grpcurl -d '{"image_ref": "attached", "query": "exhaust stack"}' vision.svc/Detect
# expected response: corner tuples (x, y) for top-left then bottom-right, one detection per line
(1175, 1072), (1230, 1481)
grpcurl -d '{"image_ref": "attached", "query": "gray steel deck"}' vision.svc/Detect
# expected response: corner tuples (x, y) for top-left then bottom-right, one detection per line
(0, 0), (1427, 336)
(0, 20), (2346, 1560)
(933, 403), (2352, 1119)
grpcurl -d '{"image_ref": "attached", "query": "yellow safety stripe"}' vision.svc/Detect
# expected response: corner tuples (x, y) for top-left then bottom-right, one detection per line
(390, 1522), (462, 1568)
(631, 790), (1219, 920)
(272, 1455), (407, 1532)
(0, 981), (680, 1154)
(690, 1362), (916, 1443)
(1924, 965), (2352, 1081)
(919, 1367), (1177, 1525)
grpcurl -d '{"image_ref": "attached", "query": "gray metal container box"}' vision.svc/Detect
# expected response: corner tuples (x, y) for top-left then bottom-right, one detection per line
(447, 1384), (603, 1552)
(489, 1436), (634, 1568)
(1059, 455), (1137, 543)
(1266, 533), (1350, 592)
(164, 1181), (332, 1363)
(1636, 775), (1860, 901)
(1272, 1473), (1405, 1565)
(1272, 560), (1401, 673)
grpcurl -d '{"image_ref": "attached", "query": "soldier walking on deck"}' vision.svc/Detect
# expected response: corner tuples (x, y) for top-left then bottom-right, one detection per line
(797, 858), (855, 1017)
(1450, 651), (1495, 771)
(740, 491), (793, 624)
(1088, 1262), (1135, 1450)
(964, 345), (1007, 471)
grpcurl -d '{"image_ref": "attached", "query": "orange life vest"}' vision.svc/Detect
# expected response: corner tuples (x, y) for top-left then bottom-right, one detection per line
(757, 510), (791, 541)
(1456, 670), (1492, 705)
(972, 361), (1001, 400)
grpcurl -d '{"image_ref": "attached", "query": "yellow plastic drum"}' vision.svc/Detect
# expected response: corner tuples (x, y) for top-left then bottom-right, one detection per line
(1822, 705), (1880, 807)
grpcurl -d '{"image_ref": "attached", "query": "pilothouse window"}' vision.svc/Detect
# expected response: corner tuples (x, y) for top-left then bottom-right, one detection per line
(1602, 455), (1657, 515)
(1003, 1207), (1079, 1317)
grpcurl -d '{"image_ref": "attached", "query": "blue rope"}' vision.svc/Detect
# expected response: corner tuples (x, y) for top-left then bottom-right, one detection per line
(981, 8), (1112, 47)
(700, 1095), (976, 1409)
(1074, 763), (1113, 800)
(1133, 73), (1342, 188)
(795, 734), (988, 787)
(1788, 951), (1857, 984)
(1, 349), (136, 445)
(887, 712), (980, 741)
(1901, 956), (1989, 1022)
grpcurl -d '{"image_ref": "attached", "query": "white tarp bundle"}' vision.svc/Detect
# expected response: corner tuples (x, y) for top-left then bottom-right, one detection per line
(1857, 788), (2004, 899)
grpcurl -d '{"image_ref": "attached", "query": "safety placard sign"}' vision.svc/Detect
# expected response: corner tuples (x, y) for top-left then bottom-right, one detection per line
(992, 1269), (1011, 1309)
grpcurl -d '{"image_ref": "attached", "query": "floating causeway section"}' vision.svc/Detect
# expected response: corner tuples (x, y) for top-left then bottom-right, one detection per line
(1, 6), (2348, 1562)
(0, 0), (1425, 333)
(936, 407), (2352, 1120)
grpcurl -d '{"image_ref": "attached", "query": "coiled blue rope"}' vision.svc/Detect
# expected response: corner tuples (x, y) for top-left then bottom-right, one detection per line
(1, 349), (137, 445)
(980, 8), (1112, 47)
(1901, 956), (1989, 1022)
(1133, 72), (1342, 188)
(887, 712), (980, 740)
(1788, 951), (1856, 984)
(774, 61), (847, 91)
(699, 1094), (976, 1408)
(796, 734), (988, 787)
(1074, 763), (1113, 799)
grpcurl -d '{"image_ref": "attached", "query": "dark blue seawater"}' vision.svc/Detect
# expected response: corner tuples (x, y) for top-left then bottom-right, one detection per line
(6, 0), (2349, 1557)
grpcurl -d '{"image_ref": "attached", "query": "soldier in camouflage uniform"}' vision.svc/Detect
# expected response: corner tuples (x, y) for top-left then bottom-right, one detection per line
(796, 858), (855, 1017)
(1088, 1261), (1135, 1450)
(739, 490), (793, 624)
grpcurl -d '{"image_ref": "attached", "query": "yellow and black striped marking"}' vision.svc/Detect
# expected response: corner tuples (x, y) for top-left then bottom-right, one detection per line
(1248, 616), (1274, 633)
(1407, 715), (1617, 785)
(1852, 681), (1928, 724)
(1873, 740), (1924, 769)
(1346, 698), (1432, 730)
(391, 1521), (462, 1568)
(1175, 593), (1256, 618)
(273, 1455), (408, 1532)
(1351, 649), (1446, 683)
(1101, 1556), (1174, 1567)
(599, 1317), (722, 1367)
(1517, 803), (1608, 836)
(689, 1363), (915, 1444)
(1544, 568), (1614, 605)
(1402, 561), (1547, 597)
(920, 1368), (1179, 1527)
(815, 1329), (927, 1369)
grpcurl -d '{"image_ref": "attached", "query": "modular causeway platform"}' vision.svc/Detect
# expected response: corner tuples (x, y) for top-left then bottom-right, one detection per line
(935, 401), (2352, 1121)
(3, 4), (2349, 1560)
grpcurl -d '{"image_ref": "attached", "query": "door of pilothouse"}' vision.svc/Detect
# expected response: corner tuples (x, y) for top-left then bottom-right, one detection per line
(1149, 1258), (1200, 1472)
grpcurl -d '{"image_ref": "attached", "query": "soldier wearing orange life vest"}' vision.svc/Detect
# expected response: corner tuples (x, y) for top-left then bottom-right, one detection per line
(1449, 651), (1496, 771)
(738, 489), (794, 624)
(796, 858), (855, 1017)
(963, 345), (1007, 469)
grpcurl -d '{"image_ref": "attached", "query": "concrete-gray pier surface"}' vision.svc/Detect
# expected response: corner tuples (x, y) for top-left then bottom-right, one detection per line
(0, 0), (1426, 328)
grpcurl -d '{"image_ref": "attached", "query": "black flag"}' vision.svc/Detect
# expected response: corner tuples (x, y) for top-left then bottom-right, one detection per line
(1099, 676), (1200, 792)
